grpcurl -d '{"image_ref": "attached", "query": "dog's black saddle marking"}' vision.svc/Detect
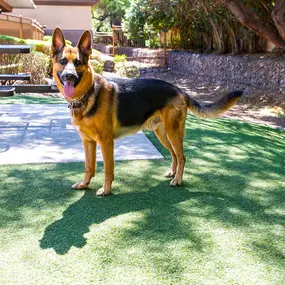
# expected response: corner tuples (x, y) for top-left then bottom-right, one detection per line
(109, 78), (179, 127)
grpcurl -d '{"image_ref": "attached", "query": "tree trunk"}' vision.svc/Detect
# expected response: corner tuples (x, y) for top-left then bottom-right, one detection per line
(209, 18), (224, 53)
(223, 19), (238, 53)
(201, 32), (212, 53)
(223, 0), (285, 49)
(271, 0), (285, 41)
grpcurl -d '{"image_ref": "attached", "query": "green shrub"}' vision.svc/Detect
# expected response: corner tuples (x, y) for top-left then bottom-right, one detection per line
(90, 59), (104, 74)
(0, 34), (105, 84)
(0, 51), (50, 85)
(43, 35), (72, 46)
(114, 54), (139, 78)
(22, 51), (50, 84)
(114, 54), (127, 65)
(0, 35), (51, 83)
(0, 34), (25, 44)
(0, 35), (25, 80)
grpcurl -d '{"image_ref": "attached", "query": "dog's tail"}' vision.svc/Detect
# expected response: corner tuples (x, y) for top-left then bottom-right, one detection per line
(186, 90), (243, 118)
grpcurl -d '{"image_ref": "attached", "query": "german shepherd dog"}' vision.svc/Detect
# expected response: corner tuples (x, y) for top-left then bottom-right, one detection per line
(51, 28), (243, 196)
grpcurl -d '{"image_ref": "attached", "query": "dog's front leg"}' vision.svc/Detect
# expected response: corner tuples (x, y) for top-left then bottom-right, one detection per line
(96, 138), (114, 196)
(72, 139), (97, 190)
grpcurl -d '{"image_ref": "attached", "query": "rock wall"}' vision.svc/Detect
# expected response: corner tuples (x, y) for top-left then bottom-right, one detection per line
(168, 51), (285, 92)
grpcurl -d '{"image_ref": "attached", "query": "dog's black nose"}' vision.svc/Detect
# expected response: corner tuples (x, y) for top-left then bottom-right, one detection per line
(61, 72), (78, 82)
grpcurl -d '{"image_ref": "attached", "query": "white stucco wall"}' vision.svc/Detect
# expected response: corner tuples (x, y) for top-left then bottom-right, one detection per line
(13, 5), (92, 31)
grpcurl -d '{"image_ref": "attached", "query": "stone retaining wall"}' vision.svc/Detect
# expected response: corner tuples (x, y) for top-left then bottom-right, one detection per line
(95, 44), (285, 92)
(168, 51), (285, 92)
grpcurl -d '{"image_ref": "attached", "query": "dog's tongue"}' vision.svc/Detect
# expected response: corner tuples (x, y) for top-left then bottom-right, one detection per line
(63, 81), (75, 98)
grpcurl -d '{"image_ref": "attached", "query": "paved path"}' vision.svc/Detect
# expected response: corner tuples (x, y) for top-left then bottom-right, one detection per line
(0, 104), (163, 165)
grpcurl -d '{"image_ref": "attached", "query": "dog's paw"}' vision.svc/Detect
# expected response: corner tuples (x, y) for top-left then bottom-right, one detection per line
(170, 177), (182, 187)
(164, 170), (176, 178)
(72, 181), (89, 190)
(96, 187), (111, 197)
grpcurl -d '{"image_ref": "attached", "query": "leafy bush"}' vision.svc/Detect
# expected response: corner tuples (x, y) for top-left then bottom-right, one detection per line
(0, 34), (25, 44)
(90, 59), (104, 74)
(0, 51), (50, 85)
(113, 54), (139, 78)
(43, 35), (72, 46)
(90, 49), (103, 61)
(22, 51), (50, 84)
(0, 34), (105, 84)
(0, 36), (24, 82)
(114, 54), (127, 65)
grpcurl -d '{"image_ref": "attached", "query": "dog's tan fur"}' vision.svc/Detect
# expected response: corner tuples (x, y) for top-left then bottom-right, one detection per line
(51, 28), (242, 196)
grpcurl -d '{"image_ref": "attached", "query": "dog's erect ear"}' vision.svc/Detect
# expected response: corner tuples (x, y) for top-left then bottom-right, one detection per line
(51, 28), (66, 55)
(77, 30), (92, 57)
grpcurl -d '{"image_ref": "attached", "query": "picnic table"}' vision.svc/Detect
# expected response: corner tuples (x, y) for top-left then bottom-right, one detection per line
(0, 44), (58, 96)
(0, 45), (31, 97)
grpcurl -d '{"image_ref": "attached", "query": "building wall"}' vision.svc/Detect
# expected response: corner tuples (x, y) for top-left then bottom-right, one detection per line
(13, 5), (92, 44)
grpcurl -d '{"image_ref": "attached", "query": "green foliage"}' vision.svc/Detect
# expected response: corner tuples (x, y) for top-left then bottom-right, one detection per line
(92, 0), (131, 31)
(0, 50), (51, 85)
(0, 35), (52, 84)
(113, 54), (127, 65)
(90, 59), (104, 74)
(43, 35), (72, 46)
(122, 0), (148, 40)
(21, 51), (50, 84)
(0, 34), (25, 44)
(122, 0), (176, 42)
(114, 54), (139, 78)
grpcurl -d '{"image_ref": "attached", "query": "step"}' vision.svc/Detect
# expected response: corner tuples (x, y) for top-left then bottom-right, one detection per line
(45, 78), (59, 91)
(0, 86), (15, 97)
(14, 85), (59, 93)
(0, 45), (31, 54)
(0, 74), (31, 81)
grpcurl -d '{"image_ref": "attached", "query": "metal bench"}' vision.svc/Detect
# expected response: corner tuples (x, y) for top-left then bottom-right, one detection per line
(0, 74), (31, 81)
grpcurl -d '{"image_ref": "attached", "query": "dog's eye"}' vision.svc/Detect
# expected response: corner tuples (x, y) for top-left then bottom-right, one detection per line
(74, 59), (82, 67)
(59, 58), (67, 65)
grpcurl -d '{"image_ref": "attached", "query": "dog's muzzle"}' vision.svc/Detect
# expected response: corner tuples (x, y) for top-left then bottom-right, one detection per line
(60, 71), (78, 83)
(59, 66), (80, 99)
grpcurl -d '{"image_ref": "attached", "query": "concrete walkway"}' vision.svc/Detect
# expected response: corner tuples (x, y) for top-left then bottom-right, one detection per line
(0, 104), (163, 165)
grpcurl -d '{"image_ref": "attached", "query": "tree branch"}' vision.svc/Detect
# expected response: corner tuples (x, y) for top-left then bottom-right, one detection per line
(271, 0), (285, 41)
(223, 0), (285, 48)
(92, 12), (113, 22)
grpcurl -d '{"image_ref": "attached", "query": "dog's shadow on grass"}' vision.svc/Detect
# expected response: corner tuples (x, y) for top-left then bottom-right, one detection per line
(39, 183), (195, 255)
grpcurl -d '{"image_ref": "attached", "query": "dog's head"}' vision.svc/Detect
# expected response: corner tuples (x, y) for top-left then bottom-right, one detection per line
(51, 28), (94, 101)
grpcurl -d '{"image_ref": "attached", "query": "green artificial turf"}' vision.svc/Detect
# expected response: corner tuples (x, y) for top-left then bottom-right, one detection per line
(0, 116), (284, 285)
(0, 94), (65, 104)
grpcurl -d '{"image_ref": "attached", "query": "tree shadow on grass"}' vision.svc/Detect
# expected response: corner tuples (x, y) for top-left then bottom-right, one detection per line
(39, 183), (203, 255)
(1, 116), (284, 264)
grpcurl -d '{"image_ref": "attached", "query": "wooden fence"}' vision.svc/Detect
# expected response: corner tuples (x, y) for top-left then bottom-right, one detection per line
(0, 14), (44, 40)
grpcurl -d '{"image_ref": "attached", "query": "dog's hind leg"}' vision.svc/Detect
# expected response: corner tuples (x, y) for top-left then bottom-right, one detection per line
(154, 123), (177, 178)
(72, 139), (97, 189)
(163, 107), (187, 186)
